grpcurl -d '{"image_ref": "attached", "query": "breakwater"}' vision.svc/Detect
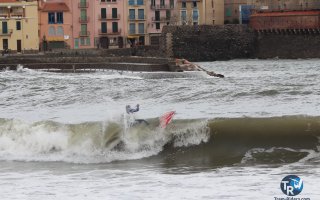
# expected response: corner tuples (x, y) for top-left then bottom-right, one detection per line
(161, 25), (320, 61)
(0, 55), (171, 72)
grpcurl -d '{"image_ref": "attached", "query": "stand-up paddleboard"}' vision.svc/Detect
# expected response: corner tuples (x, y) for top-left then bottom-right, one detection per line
(159, 111), (176, 128)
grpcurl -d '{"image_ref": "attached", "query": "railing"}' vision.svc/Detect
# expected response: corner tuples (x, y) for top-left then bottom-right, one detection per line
(98, 28), (122, 35)
(78, 2), (89, 8)
(79, 31), (90, 37)
(128, 15), (146, 20)
(0, 29), (13, 36)
(10, 12), (24, 17)
(151, 17), (170, 22)
(128, 30), (146, 35)
(150, 4), (174, 9)
(79, 16), (89, 23)
(99, 14), (121, 20)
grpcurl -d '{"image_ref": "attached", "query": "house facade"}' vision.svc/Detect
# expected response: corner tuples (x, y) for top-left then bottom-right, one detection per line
(0, 0), (38, 53)
(38, 0), (73, 50)
(95, 0), (125, 49)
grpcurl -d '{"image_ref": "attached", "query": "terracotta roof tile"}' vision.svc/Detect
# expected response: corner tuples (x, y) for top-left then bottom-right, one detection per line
(42, 3), (69, 12)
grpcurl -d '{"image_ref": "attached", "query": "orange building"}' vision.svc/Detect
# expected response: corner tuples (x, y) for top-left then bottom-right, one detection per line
(38, 0), (73, 50)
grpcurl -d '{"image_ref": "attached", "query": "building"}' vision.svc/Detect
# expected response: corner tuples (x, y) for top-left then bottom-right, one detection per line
(224, 0), (247, 24)
(248, 0), (320, 12)
(175, 0), (204, 25)
(38, 0), (73, 50)
(147, 0), (175, 45)
(203, 0), (224, 25)
(250, 10), (320, 31)
(0, 0), (39, 53)
(95, 0), (125, 49)
(125, 0), (148, 46)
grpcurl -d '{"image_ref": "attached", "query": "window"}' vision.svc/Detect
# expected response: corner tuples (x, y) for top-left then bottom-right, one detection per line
(48, 26), (55, 36)
(81, 24), (87, 35)
(2, 21), (8, 34)
(182, 2), (186, 8)
(101, 22), (107, 33)
(138, 9), (144, 20)
(193, 10), (198, 21)
(48, 12), (55, 24)
(81, 9), (87, 21)
(112, 22), (118, 33)
(170, 0), (174, 8)
(56, 12), (63, 24)
(137, 0), (143, 5)
(16, 21), (21, 30)
(112, 8), (118, 18)
(2, 39), (8, 50)
(101, 8), (106, 19)
(193, 2), (197, 8)
(128, 0), (134, 5)
(156, 23), (160, 30)
(138, 23), (144, 34)
(57, 26), (64, 36)
(181, 10), (187, 22)
(129, 9), (135, 20)
(80, 37), (90, 46)
(226, 8), (232, 17)
(166, 10), (171, 20)
(160, 0), (165, 6)
(129, 23), (135, 34)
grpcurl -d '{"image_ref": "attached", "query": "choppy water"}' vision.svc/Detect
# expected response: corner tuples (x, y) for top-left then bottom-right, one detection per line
(0, 59), (319, 199)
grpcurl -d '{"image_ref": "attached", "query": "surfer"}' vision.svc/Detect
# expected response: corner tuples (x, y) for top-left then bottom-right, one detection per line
(126, 104), (149, 125)
(126, 104), (140, 114)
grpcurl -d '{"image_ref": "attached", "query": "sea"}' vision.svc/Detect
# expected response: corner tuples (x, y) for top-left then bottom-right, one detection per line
(0, 59), (319, 200)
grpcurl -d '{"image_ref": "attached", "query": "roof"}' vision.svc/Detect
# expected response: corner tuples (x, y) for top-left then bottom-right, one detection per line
(251, 11), (320, 17)
(42, 3), (70, 12)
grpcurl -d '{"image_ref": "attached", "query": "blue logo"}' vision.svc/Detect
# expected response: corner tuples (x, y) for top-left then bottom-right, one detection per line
(280, 175), (303, 196)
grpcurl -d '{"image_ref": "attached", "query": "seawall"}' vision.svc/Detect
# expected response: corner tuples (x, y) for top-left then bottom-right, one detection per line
(161, 25), (320, 61)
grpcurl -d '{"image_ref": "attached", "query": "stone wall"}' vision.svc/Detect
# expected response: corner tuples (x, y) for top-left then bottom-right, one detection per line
(161, 24), (320, 61)
(256, 33), (320, 59)
(40, 45), (165, 58)
(161, 25), (256, 61)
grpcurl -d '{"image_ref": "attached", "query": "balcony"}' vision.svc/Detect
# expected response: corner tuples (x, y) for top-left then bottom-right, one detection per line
(152, 17), (170, 22)
(99, 14), (121, 20)
(11, 12), (24, 18)
(0, 29), (13, 36)
(79, 31), (90, 37)
(79, 16), (89, 23)
(128, 29), (146, 35)
(98, 29), (122, 35)
(128, 15), (146, 21)
(150, 4), (174, 9)
(78, 2), (89, 8)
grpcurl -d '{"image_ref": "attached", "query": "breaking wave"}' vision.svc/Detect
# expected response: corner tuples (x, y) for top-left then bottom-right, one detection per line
(0, 116), (319, 166)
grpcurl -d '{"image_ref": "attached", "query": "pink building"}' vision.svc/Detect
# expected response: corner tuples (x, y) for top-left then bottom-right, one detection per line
(71, 0), (95, 49)
(38, 0), (73, 50)
(95, 0), (125, 49)
(147, 0), (175, 45)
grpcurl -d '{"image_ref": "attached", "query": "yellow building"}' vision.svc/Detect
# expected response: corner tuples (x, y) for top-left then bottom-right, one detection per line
(125, 0), (148, 46)
(175, 0), (204, 25)
(0, 0), (38, 53)
(203, 0), (224, 25)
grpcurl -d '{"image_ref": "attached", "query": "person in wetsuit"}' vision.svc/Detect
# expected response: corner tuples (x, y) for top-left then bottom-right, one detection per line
(126, 104), (149, 125)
